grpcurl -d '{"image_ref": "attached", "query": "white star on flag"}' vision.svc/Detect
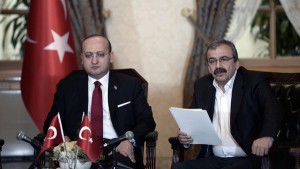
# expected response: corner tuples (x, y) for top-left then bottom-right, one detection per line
(44, 30), (74, 63)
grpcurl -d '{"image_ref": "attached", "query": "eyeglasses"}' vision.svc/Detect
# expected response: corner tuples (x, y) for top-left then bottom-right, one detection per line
(207, 56), (234, 65)
(83, 51), (110, 59)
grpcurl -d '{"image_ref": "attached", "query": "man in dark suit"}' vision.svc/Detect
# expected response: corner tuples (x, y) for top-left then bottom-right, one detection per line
(172, 39), (282, 169)
(43, 34), (156, 169)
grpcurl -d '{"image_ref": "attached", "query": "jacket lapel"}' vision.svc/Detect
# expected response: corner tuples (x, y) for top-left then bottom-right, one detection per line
(230, 69), (244, 127)
(107, 71), (120, 130)
(78, 71), (89, 115)
(207, 81), (216, 121)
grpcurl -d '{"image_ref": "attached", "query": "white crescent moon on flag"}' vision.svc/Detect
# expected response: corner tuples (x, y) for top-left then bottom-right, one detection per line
(60, 0), (67, 20)
(47, 126), (57, 140)
(26, 35), (37, 43)
(79, 126), (92, 140)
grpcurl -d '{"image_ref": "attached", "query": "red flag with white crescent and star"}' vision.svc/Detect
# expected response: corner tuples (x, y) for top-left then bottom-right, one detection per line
(21, 0), (78, 131)
(77, 114), (102, 162)
(37, 113), (65, 159)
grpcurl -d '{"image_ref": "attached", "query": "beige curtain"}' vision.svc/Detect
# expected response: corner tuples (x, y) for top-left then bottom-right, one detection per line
(183, 0), (235, 108)
(280, 0), (300, 37)
(68, 0), (106, 63)
(225, 0), (262, 42)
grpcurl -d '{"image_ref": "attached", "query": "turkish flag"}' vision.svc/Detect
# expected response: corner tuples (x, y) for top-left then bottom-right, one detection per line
(21, 0), (78, 131)
(37, 113), (65, 159)
(77, 114), (102, 162)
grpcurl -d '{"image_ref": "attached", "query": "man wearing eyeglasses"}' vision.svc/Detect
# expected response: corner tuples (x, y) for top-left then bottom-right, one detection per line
(43, 34), (156, 169)
(172, 39), (282, 169)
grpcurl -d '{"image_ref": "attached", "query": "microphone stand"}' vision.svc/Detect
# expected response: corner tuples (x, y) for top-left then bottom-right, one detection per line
(0, 139), (4, 169)
(111, 147), (133, 169)
(28, 142), (42, 169)
(112, 147), (118, 169)
(95, 161), (104, 169)
(28, 160), (41, 169)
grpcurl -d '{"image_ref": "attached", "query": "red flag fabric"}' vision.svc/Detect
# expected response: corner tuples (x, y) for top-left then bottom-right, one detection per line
(37, 113), (65, 159)
(21, 0), (78, 131)
(77, 114), (102, 162)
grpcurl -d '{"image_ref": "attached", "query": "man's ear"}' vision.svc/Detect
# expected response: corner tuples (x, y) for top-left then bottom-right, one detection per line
(235, 60), (240, 69)
(110, 52), (114, 63)
(208, 65), (213, 74)
(80, 53), (84, 64)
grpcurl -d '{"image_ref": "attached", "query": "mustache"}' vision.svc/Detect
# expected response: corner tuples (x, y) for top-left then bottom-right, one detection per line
(214, 68), (227, 75)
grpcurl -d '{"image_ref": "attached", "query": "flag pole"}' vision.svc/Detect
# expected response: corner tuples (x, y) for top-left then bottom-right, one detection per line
(57, 112), (65, 143)
(58, 112), (71, 167)
(81, 112), (85, 122)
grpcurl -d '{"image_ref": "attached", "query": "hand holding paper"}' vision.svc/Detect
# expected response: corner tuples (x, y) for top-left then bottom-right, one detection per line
(170, 107), (221, 145)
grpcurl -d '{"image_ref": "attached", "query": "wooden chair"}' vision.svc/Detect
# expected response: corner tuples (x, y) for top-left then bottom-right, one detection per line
(169, 71), (300, 169)
(34, 68), (158, 169)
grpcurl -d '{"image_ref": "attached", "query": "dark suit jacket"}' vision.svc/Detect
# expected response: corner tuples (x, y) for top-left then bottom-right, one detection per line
(191, 67), (282, 157)
(43, 69), (156, 147)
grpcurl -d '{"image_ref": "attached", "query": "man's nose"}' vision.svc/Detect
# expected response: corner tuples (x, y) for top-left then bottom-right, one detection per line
(91, 55), (99, 64)
(216, 59), (221, 67)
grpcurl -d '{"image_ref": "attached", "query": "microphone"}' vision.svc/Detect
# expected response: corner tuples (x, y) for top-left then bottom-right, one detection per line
(0, 139), (4, 147)
(16, 131), (42, 149)
(102, 131), (134, 148)
(0, 139), (4, 151)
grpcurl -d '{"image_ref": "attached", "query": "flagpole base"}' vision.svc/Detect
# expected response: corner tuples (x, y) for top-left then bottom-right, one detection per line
(111, 147), (133, 169)
(28, 161), (41, 169)
(92, 162), (104, 169)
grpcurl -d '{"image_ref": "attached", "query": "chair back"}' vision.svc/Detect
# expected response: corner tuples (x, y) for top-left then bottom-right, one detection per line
(265, 72), (300, 144)
(113, 69), (148, 99)
(260, 72), (300, 169)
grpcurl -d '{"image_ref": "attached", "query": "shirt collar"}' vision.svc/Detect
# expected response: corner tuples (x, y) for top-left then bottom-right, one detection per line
(213, 70), (237, 90)
(88, 71), (110, 87)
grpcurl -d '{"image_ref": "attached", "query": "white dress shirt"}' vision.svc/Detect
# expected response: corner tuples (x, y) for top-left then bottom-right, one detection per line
(212, 70), (247, 157)
(88, 71), (118, 139)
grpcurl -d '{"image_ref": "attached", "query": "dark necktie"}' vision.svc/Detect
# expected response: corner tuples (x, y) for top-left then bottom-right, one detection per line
(91, 81), (103, 141)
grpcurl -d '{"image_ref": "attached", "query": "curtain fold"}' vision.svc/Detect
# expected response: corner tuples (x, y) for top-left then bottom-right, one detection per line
(183, 0), (235, 108)
(225, 0), (262, 42)
(68, 0), (106, 63)
(279, 0), (300, 37)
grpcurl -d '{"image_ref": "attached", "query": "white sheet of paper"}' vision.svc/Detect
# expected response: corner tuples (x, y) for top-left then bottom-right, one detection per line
(170, 107), (221, 145)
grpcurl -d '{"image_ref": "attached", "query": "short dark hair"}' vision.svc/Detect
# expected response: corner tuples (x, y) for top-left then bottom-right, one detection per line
(81, 34), (112, 53)
(205, 39), (238, 62)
